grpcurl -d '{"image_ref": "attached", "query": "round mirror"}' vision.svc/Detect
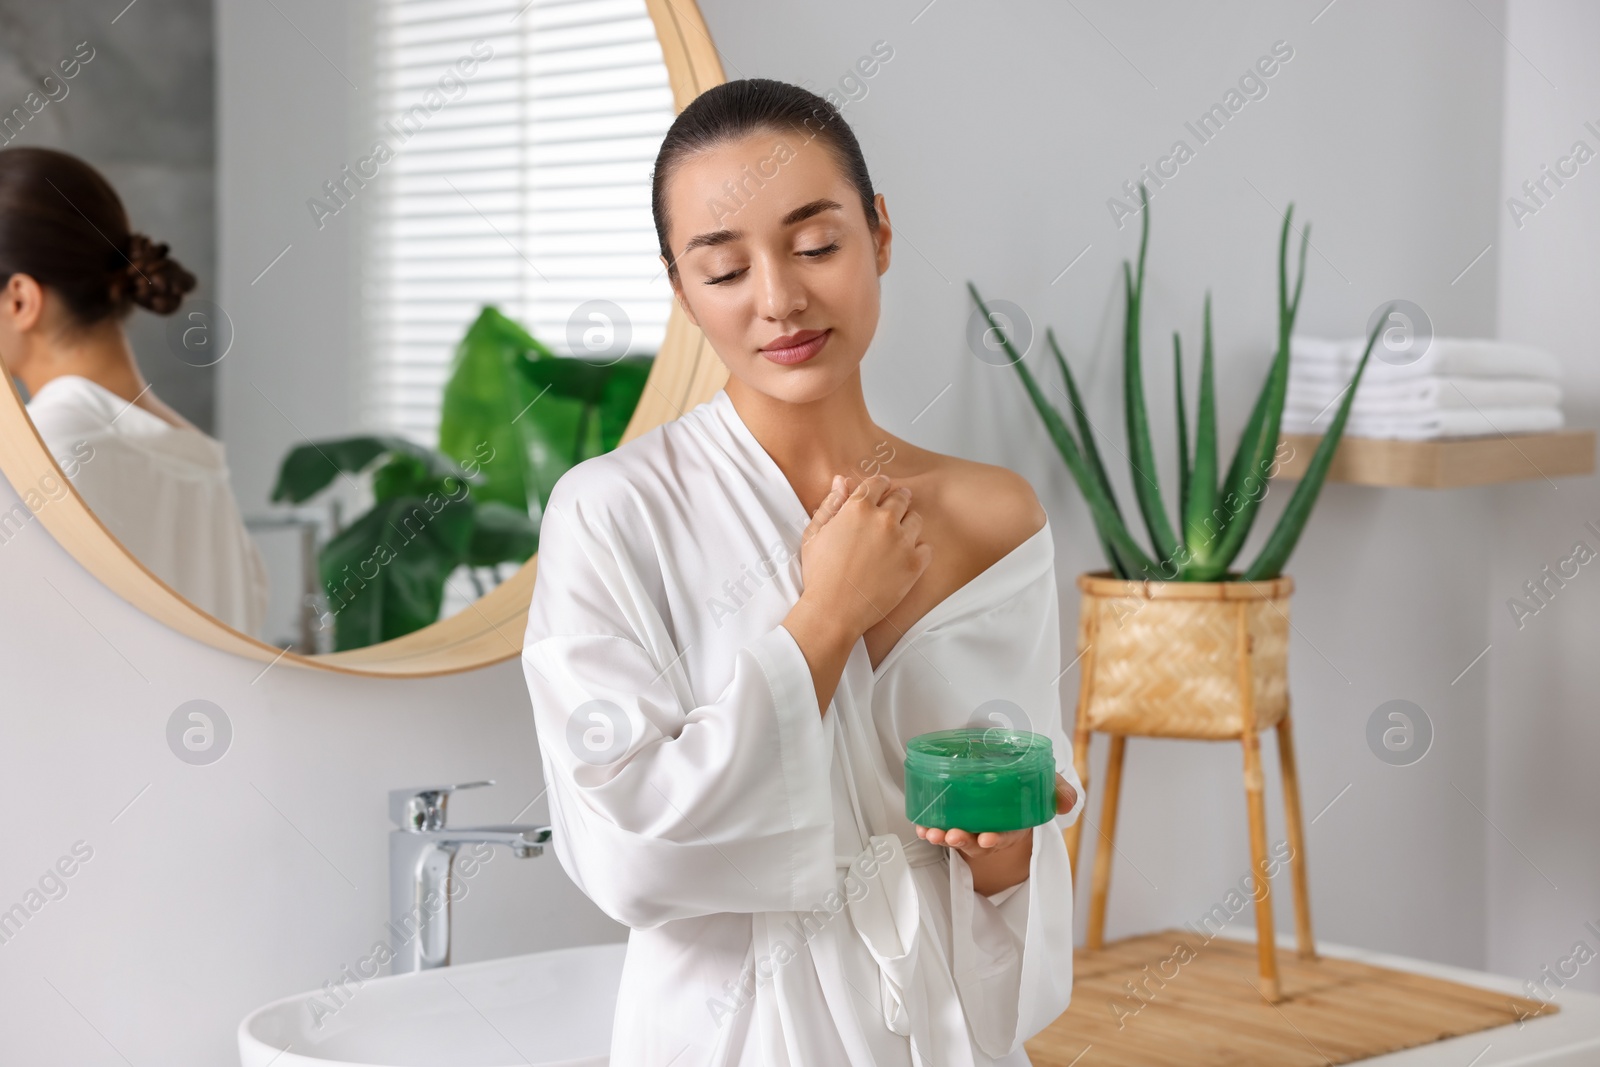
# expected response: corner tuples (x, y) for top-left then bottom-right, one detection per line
(0, 0), (728, 675)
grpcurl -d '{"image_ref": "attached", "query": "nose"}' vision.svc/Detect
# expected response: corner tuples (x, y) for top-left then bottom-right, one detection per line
(755, 255), (806, 321)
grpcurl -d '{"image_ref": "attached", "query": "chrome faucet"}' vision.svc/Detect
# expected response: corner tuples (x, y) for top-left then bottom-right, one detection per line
(387, 779), (552, 975)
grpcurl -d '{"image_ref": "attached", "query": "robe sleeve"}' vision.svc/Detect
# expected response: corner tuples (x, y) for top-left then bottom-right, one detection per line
(522, 485), (838, 931)
(942, 563), (1086, 1058)
(948, 808), (1079, 1056)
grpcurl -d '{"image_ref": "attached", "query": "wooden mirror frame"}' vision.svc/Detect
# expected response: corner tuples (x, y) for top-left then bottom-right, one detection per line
(0, 0), (729, 678)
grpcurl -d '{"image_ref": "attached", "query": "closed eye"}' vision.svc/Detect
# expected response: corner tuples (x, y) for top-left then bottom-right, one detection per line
(703, 243), (841, 285)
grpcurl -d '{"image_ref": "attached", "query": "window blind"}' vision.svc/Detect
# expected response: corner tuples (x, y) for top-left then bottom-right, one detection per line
(359, 0), (676, 446)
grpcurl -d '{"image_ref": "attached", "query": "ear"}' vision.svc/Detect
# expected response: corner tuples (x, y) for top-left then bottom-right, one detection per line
(871, 193), (892, 276)
(0, 273), (46, 332)
(663, 257), (700, 328)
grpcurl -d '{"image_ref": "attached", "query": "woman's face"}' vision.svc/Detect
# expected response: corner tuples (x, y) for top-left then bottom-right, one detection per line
(662, 129), (891, 403)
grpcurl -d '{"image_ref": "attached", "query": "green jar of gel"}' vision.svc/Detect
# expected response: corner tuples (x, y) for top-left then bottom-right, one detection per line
(904, 728), (1057, 832)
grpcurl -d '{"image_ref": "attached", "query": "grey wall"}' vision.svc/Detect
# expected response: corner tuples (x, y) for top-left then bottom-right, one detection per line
(1489, 0), (1600, 997)
(213, 0), (367, 646)
(0, 0), (217, 431)
(0, 2), (1595, 1065)
(698, 0), (1510, 970)
(214, 0), (365, 515)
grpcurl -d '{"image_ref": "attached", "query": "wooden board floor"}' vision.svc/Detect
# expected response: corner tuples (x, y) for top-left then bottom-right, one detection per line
(1025, 929), (1553, 1066)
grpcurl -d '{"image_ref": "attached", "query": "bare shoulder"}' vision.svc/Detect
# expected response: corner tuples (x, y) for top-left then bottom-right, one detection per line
(946, 459), (1048, 559)
(892, 444), (1047, 568)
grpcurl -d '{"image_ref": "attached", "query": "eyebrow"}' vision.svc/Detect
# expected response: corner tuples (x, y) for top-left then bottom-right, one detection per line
(679, 198), (844, 257)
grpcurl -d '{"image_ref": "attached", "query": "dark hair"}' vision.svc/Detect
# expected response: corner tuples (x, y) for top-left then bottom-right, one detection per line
(650, 78), (879, 279)
(0, 147), (196, 325)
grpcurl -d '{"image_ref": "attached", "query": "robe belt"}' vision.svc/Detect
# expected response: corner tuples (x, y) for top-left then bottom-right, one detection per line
(832, 832), (960, 1064)
(833, 831), (945, 872)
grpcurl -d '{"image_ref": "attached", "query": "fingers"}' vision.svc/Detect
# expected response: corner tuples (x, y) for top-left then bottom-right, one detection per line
(851, 472), (896, 506)
(812, 473), (907, 521)
(915, 825), (1027, 852)
(1055, 773), (1078, 814)
(879, 484), (913, 521)
(817, 472), (914, 525)
(811, 475), (848, 523)
(803, 472), (919, 564)
(803, 475), (852, 542)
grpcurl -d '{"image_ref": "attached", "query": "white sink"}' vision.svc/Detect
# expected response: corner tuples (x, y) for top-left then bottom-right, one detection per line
(238, 942), (627, 1067)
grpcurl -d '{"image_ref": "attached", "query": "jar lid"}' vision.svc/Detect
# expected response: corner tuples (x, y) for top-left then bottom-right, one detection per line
(905, 728), (1054, 777)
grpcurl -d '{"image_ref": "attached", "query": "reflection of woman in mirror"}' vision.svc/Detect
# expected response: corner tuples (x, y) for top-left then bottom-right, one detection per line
(0, 147), (267, 635)
(524, 80), (1084, 1064)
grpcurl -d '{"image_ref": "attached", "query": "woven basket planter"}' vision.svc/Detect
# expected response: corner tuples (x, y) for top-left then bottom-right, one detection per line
(1073, 571), (1293, 740)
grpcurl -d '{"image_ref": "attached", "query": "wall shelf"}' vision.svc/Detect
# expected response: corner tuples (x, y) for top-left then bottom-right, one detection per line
(1273, 429), (1595, 488)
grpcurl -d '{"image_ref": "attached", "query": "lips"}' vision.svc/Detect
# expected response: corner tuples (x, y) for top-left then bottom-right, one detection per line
(760, 328), (830, 365)
(764, 328), (826, 350)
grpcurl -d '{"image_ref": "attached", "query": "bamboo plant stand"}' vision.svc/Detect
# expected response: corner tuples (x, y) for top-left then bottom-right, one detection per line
(1062, 572), (1315, 1003)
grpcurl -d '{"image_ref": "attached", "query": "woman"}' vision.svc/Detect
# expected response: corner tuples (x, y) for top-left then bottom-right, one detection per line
(0, 147), (268, 636)
(523, 79), (1085, 1065)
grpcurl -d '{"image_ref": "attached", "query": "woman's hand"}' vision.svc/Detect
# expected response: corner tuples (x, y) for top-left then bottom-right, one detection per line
(783, 473), (930, 719)
(914, 773), (1079, 896)
(797, 473), (931, 641)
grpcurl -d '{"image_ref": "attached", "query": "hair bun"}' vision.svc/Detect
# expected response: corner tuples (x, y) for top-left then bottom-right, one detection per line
(111, 232), (197, 315)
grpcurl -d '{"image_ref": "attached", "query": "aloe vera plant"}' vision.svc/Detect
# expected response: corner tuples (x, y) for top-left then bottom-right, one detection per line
(970, 182), (1392, 582)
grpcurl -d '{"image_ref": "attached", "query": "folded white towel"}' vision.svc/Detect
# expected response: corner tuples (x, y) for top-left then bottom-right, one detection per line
(1287, 376), (1564, 418)
(1282, 405), (1564, 440)
(1290, 335), (1563, 383)
(1289, 336), (1351, 362)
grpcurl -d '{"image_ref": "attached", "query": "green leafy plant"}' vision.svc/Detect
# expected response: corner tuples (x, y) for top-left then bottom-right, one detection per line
(969, 182), (1392, 582)
(271, 435), (532, 650)
(272, 306), (654, 650)
(439, 307), (655, 519)
(437, 307), (555, 514)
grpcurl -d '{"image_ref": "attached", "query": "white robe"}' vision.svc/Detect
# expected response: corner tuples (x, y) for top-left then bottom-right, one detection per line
(26, 374), (269, 636)
(522, 387), (1086, 1066)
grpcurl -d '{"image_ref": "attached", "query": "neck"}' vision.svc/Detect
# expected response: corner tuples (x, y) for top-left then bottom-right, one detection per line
(725, 373), (895, 514)
(15, 320), (147, 404)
